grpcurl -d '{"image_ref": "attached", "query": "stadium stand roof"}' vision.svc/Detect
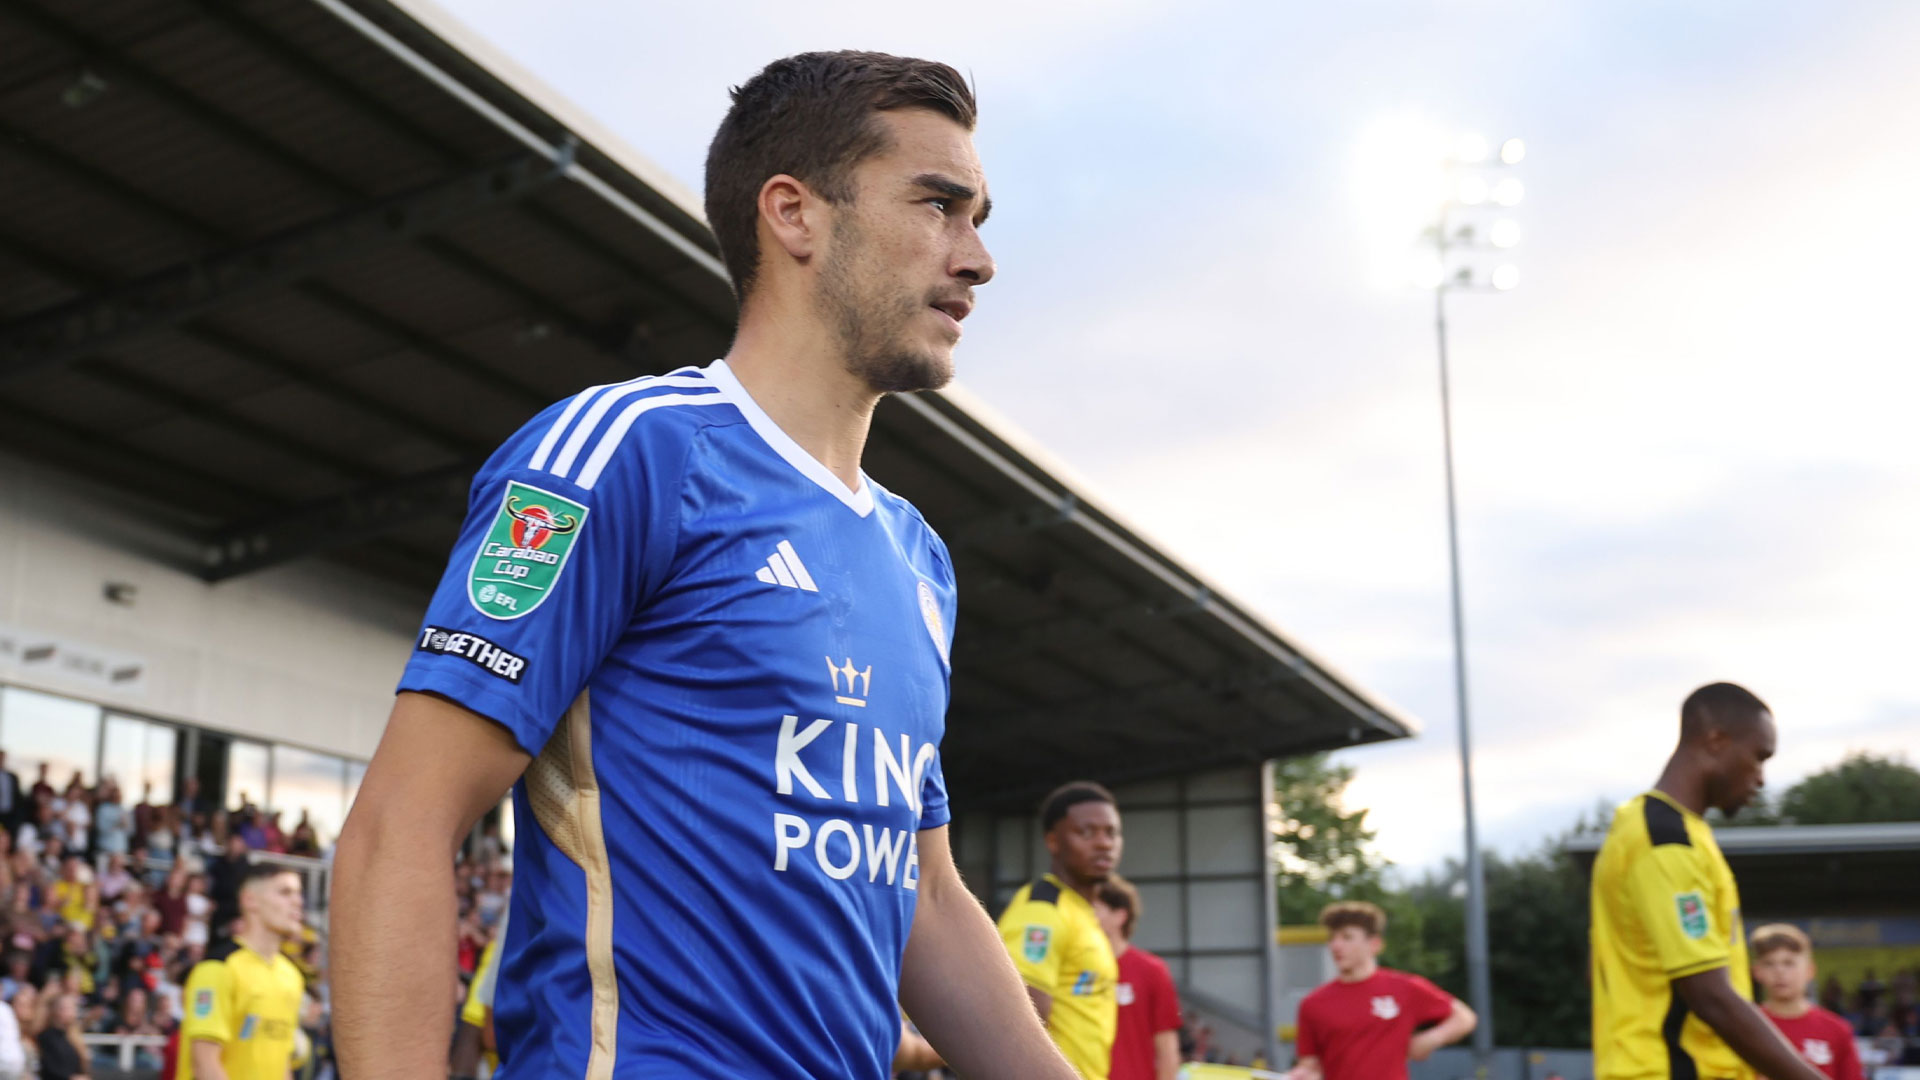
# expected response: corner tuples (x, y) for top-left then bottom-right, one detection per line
(1565, 821), (1920, 914)
(0, 0), (1415, 807)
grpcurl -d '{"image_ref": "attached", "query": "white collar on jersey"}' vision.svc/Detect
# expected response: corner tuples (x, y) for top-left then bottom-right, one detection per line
(704, 358), (876, 517)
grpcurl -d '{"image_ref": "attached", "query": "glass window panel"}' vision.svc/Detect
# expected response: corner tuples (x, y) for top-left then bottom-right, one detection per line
(100, 715), (176, 806)
(1133, 881), (1185, 953)
(271, 745), (347, 851)
(1189, 880), (1261, 950)
(1186, 767), (1257, 800)
(227, 740), (270, 815)
(993, 815), (1030, 888)
(1189, 954), (1262, 1010)
(0, 686), (101, 792)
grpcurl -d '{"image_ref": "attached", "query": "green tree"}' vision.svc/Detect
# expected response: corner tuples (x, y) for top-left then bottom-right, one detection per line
(1779, 752), (1920, 824)
(1270, 753), (1385, 926)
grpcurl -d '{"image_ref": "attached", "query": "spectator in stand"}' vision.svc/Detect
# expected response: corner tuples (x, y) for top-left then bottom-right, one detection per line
(95, 858), (132, 911)
(1, 956), (29, 1002)
(207, 834), (250, 939)
(26, 770), (50, 813)
(57, 780), (88, 861)
(0, 985), (24, 1080)
(181, 878), (211, 951)
(34, 992), (87, 1080)
(91, 783), (127, 862)
(1859, 969), (1887, 1015)
(286, 819), (319, 860)
(131, 785), (158, 846)
(174, 778), (204, 821)
(236, 810), (267, 853)
(0, 753), (22, 838)
(1092, 876), (1180, 1080)
(10, 985), (38, 1047)
(14, 807), (45, 864)
(47, 863), (92, 935)
(1751, 924), (1864, 1080)
(153, 868), (188, 940)
(142, 807), (176, 869)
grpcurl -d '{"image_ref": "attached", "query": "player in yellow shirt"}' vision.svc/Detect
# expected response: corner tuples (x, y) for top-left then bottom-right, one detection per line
(998, 781), (1123, 1080)
(1590, 683), (1825, 1080)
(178, 863), (307, 1080)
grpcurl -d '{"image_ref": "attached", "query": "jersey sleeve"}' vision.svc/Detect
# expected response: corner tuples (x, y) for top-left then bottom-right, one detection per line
(997, 895), (1065, 993)
(1148, 955), (1183, 1033)
(1403, 973), (1456, 1026)
(1294, 995), (1321, 1058)
(1834, 1016), (1865, 1080)
(915, 531), (957, 831)
(180, 959), (234, 1046)
(396, 400), (690, 756)
(1625, 843), (1730, 977)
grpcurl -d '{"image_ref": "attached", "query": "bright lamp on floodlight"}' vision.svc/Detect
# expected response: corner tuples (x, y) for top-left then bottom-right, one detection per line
(1491, 264), (1519, 290)
(1500, 137), (1526, 165)
(1490, 219), (1521, 249)
(1492, 177), (1525, 206)
(1456, 133), (1490, 164)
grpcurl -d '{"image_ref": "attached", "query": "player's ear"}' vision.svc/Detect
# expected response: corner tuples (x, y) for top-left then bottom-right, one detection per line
(759, 174), (821, 263)
(1043, 829), (1061, 858)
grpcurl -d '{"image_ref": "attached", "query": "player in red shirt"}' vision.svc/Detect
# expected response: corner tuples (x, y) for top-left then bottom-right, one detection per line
(1092, 876), (1181, 1080)
(1752, 923), (1865, 1080)
(1287, 901), (1476, 1080)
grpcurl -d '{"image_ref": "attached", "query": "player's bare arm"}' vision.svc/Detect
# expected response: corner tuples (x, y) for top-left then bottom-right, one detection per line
(1673, 967), (1826, 1080)
(331, 691), (529, 1080)
(1407, 997), (1477, 1061)
(191, 1040), (228, 1080)
(1285, 1054), (1322, 1080)
(898, 826), (1080, 1080)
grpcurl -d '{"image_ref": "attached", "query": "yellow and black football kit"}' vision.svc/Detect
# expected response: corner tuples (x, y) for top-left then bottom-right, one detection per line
(997, 873), (1118, 1080)
(177, 941), (306, 1080)
(1592, 790), (1752, 1080)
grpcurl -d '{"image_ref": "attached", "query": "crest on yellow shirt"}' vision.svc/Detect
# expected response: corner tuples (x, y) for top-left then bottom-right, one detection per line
(193, 989), (213, 1018)
(1675, 891), (1708, 939)
(1023, 925), (1051, 963)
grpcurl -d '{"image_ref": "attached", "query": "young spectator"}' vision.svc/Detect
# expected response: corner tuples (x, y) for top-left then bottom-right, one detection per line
(1092, 875), (1181, 1080)
(1751, 927), (1863, 1080)
(33, 992), (87, 1080)
(0, 956), (29, 1003)
(94, 858), (132, 911)
(90, 784), (127, 861)
(142, 807), (176, 868)
(181, 878), (211, 951)
(46, 864), (91, 936)
(1287, 902), (1477, 1080)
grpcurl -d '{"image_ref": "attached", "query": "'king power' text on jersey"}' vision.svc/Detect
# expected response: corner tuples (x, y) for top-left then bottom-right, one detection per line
(398, 360), (957, 1080)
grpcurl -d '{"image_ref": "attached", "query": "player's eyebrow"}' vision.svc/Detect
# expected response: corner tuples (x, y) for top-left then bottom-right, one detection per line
(911, 173), (992, 225)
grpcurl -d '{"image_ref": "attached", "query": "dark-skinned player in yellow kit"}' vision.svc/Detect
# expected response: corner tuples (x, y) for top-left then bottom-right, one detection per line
(1590, 682), (1825, 1080)
(998, 782), (1122, 1080)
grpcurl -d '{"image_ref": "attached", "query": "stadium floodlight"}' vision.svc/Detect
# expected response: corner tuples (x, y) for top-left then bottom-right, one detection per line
(1411, 254), (1446, 290)
(1399, 123), (1523, 1075)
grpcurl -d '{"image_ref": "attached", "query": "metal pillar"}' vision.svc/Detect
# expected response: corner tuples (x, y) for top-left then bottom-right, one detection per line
(1434, 277), (1495, 1071)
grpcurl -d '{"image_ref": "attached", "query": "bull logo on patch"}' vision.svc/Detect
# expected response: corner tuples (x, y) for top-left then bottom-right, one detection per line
(505, 497), (579, 550)
(1372, 995), (1400, 1020)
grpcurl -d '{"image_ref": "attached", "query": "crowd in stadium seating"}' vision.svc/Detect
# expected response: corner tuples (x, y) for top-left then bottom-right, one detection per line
(1821, 967), (1920, 1060)
(0, 754), (359, 1078)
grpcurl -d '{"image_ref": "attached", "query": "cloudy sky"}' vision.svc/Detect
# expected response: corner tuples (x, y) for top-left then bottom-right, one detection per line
(432, 0), (1920, 870)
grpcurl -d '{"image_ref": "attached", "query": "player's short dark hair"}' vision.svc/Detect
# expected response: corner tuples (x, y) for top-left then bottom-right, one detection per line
(1094, 875), (1142, 940)
(239, 862), (300, 891)
(1749, 922), (1810, 959)
(1039, 781), (1117, 832)
(1319, 900), (1386, 937)
(704, 50), (977, 301)
(1680, 682), (1770, 740)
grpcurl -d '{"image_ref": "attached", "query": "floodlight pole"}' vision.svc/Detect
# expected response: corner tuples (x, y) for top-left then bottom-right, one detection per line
(1432, 218), (1496, 1075)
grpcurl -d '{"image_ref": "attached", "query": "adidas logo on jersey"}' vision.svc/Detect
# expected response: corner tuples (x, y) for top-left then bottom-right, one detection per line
(755, 540), (819, 592)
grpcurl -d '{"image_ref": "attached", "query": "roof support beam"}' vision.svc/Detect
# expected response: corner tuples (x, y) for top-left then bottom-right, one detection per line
(198, 461), (480, 581)
(0, 148), (571, 380)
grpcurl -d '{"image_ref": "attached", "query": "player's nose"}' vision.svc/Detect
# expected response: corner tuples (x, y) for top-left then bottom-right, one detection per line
(952, 226), (994, 286)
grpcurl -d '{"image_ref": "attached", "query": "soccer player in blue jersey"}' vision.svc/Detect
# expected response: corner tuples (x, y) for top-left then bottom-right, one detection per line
(331, 51), (1080, 1080)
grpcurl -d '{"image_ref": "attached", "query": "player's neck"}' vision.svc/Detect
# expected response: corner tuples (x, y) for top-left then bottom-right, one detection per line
(1653, 758), (1709, 817)
(236, 921), (283, 960)
(725, 309), (879, 494)
(1763, 996), (1812, 1019)
(1049, 864), (1098, 904)
(1336, 959), (1379, 983)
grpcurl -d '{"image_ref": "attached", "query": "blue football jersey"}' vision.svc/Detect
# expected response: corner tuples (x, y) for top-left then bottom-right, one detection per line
(398, 359), (957, 1079)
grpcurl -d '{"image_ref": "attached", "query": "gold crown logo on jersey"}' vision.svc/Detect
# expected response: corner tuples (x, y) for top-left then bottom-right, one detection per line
(826, 656), (873, 707)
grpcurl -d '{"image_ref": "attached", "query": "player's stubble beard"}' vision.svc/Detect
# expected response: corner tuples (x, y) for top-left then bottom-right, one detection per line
(817, 209), (955, 395)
